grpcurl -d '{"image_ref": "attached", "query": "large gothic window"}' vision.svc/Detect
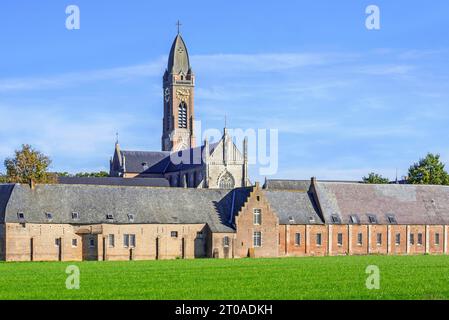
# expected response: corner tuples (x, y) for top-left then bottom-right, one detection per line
(178, 102), (187, 128)
(219, 172), (235, 189)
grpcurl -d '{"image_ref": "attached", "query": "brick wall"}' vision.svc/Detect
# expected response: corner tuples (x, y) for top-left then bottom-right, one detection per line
(235, 184), (279, 258)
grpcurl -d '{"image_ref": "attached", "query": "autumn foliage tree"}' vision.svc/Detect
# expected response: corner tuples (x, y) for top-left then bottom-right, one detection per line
(4, 144), (56, 184)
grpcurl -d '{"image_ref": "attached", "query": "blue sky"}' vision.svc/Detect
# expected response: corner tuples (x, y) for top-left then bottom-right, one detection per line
(1, 0), (449, 182)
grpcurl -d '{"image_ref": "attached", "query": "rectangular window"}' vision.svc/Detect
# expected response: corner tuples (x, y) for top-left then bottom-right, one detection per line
(130, 234), (136, 248)
(316, 233), (322, 246)
(295, 233), (301, 246)
(253, 232), (262, 247)
(350, 215), (358, 224)
(89, 237), (95, 248)
(395, 233), (401, 245)
(410, 233), (415, 245)
(71, 212), (79, 220)
(171, 231), (178, 238)
(72, 239), (78, 247)
(108, 234), (115, 248)
(46, 213), (53, 220)
(435, 233), (440, 245)
(123, 234), (129, 248)
(55, 238), (61, 247)
(337, 233), (343, 246)
(223, 236), (230, 247)
(377, 233), (382, 245)
(331, 215), (341, 224)
(387, 215), (397, 224)
(368, 215), (377, 224)
(357, 233), (363, 245)
(417, 233), (423, 245)
(253, 209), (262, 225)
(18, 212), (25, 220)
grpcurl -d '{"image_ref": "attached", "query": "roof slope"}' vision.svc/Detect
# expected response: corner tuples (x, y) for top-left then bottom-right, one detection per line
(3, 184), (241, 232)
(314, 181), (449, 225)
(264, 179), (311, 191)
(121, 150), (170, 174)
(0, 184), (15, 223)
(167, 34), (191, 74)
(263, 190), (323, 224)
(58, 177), (170, 188)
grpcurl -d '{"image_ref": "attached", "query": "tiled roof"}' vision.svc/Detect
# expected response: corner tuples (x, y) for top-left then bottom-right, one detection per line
(58, 177), (170, 188)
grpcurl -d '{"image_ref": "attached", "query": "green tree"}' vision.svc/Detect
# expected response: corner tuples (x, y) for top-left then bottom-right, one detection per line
(4, 144), (56, 184)
(362, 172), (390, 184)
(75, 171), (109, 178)
(408, 153), (449, 185)
(0, 172), (7, 183)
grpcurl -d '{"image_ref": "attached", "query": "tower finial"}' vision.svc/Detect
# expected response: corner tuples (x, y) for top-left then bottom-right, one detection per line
(176, 20), (182, 34)
(115, 132), (119, 145)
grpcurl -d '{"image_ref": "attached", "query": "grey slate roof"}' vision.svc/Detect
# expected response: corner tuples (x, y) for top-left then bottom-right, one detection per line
(1, 184), (242, 232)
(264, 179), (311, 191)
(58, 177), (170, 188)
(121, 150), (171, 173)
(0, 184), (15, 223)
(314, 181), (449, 225)
(122, 142), (220, 175)
(263, 190), (323, 224)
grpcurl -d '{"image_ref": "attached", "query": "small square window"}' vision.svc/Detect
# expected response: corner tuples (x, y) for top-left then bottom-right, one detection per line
(72, 212), (80, 220)
(45, 212), (53, 220)
(72, 239), (78, 247)
(106, 214), (114, 221)
(17, 212), (25, 220)
(171, 231), (178, 238)
(309, 216), (315, 223)
(127, 214), (135, 222)
(289, 216), (295, 224)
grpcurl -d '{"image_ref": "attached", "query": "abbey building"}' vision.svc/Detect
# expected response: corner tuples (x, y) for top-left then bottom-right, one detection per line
(1, 32), (449, 262)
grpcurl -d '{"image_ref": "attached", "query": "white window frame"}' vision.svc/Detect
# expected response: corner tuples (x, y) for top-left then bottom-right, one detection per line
(108, 234), (115, 248)
(253, 209), (262, 225)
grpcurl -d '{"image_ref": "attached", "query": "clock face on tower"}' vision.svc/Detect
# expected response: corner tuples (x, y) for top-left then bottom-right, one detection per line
(164, 88), (170, 102)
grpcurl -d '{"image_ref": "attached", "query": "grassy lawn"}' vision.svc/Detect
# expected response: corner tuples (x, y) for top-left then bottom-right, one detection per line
(1, 255), (449, 300)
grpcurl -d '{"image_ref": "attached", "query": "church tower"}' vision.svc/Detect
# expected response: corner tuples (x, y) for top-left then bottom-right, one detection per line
(162, 31), (196, 152)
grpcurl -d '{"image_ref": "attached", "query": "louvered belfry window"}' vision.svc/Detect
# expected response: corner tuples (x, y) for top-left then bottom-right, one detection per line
(178, 102), (187, 128)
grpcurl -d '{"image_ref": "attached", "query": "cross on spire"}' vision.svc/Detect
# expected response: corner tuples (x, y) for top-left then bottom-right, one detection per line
(176, 20), (182, 34)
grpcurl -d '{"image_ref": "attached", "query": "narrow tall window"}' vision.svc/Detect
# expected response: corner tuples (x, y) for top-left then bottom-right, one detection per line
(253, 209), (262, 225)
(108, 234), (115, 248)
(295, 233), (301, 246)
(316, 233), (322, 246)
(435, 233), (440, 245)
(223, 236), (230, 247)
(357, 233), (363, 245)
(337, 233), (343, 246)
(410, 234), (415, 245)
(178, 102), (187, 128)
(377, 233), (382, 245)
(417, 233), (423, 245)
(253, 232), (262, 247)
(395, 233), (401, 245)
(130, 234), (136, 248)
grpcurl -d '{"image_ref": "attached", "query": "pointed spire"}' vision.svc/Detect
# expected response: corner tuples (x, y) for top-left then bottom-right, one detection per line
(167, 32), (190, 74)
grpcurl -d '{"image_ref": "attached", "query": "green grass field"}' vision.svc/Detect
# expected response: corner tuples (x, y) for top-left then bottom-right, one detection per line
(1, 255), (449, 300)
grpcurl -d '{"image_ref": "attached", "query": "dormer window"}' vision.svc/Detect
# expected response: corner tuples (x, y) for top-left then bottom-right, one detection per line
(309, 216), (315, 223)
(46, 213), (53, 221)
(288, 216), (295, 224)
(142, 162), (149, 170)
(72, 212), (80, 220)
(387, 215), (397, 224)
(106, 214), (114, 221)
(17, 212), (25, 220)
(128, 214), (135, 222)
(368, 215), (378, 224)
(331, 214), (341, 224)
(350, 215), (359, 224)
